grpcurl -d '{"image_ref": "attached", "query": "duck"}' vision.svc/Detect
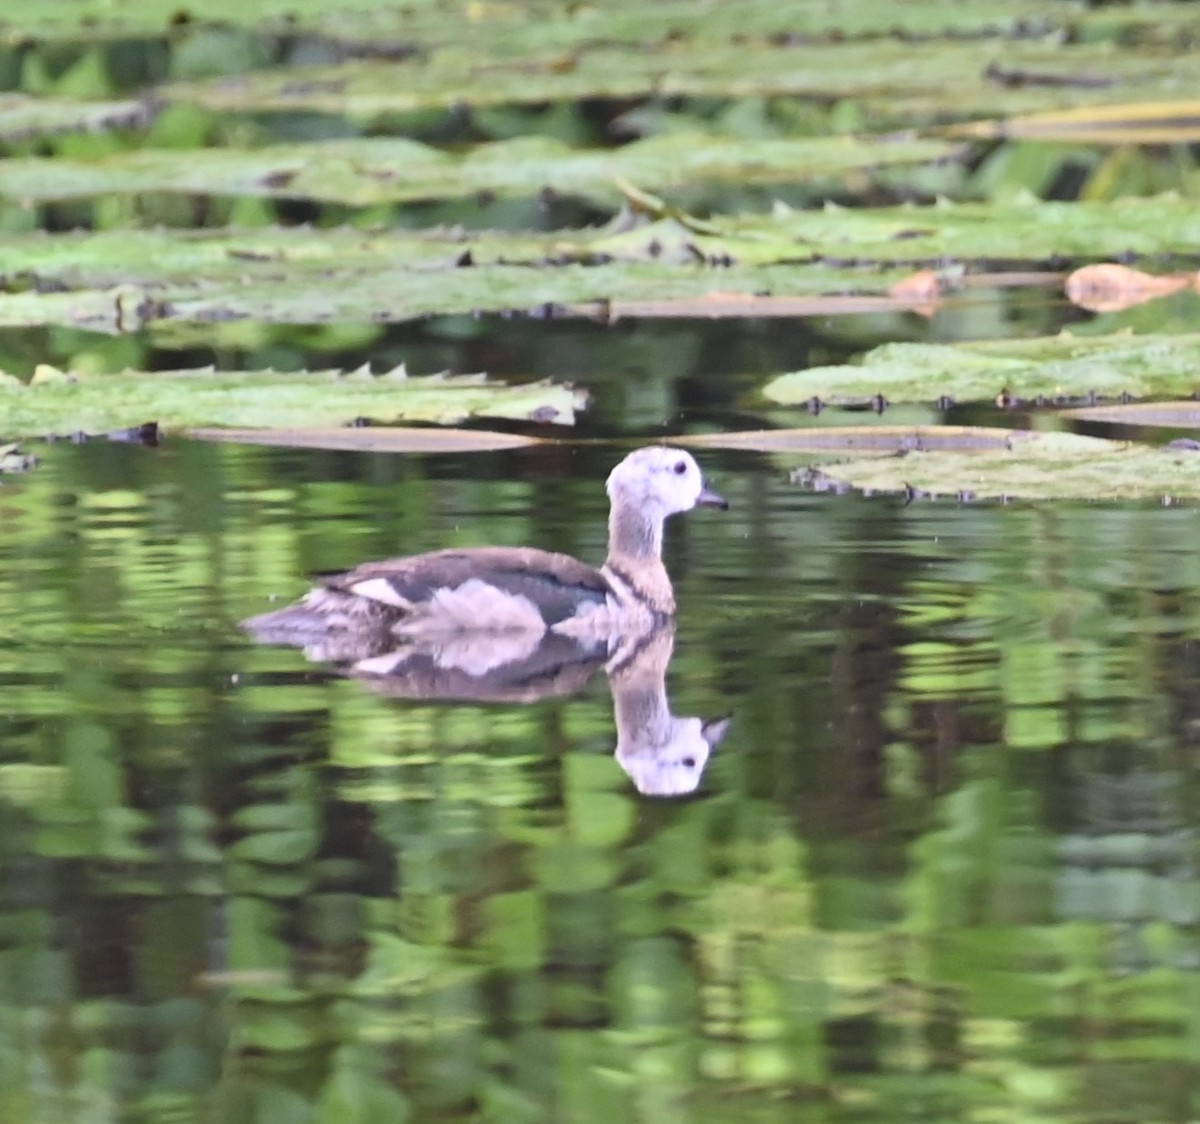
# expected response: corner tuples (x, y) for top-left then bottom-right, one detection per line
(241, 446), (727, 650)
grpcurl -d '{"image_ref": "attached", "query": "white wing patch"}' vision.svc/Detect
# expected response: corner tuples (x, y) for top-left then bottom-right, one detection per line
(348, 577), (413, 608)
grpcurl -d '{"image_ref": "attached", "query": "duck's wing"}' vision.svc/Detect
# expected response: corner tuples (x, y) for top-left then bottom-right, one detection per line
(326, 546), (612, 627)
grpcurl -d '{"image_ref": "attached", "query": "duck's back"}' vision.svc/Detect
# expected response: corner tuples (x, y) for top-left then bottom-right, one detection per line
(243, 546), (614, 640)
(331, 546), (612, 628)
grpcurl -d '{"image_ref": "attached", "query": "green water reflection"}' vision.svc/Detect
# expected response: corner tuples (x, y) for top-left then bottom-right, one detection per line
(2, 440), (1200, 1123)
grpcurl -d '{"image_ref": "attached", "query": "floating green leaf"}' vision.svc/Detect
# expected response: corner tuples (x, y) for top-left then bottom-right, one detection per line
(0, 0), (1089, 45)
(156, 37), (1200, 128)
(682, 426), (1027, 454)
(764, 333), (1200, 407)
(3, 195), (1198, 335)
(1058, 401), (1200, 428)
(0, 262), (913, 332)
(0, 94), (150, 140)
(0, 365), (587, 438)
(0, 225), (495, 289)
(0, 132), (959, 207)
(791, 429), (1200, 501)
(186, 426), (550, 452)
(8, 0), (1200, 140)
(717, 195), (1200, 265)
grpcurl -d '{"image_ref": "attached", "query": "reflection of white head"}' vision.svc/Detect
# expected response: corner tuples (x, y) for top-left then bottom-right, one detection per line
(616, 716), (731, 797)
(606, 447), (726, 519)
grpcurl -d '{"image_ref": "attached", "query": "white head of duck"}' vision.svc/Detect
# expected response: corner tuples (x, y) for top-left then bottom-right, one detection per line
(606, 446), (727, 519)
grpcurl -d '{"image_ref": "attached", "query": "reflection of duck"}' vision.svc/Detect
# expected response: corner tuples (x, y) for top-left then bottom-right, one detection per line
(278, 623), (731, 797)
(353, 626), (729, 796)
(242, 446), (726, 648)
(609, 627), (730, 798)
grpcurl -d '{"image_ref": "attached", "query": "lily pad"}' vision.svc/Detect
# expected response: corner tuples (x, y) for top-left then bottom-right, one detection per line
(0, 365), (587, 438)
(185, 426), (549, 452)
(12, 192), (1200, 333)
(10, 1), (1200, 138)
(1058, 401), (1200, 429)
(789, 430), (1200, 501)
(0, 132), (959, 207)
(718, 194), (1200, 265)
(156, 37), (1200, 129)
(763, 332), (1200, 407)
(0, 94), (152, 140)
(0, 262), (915, 332)
(681, 426), (1029, 454)
(4, 193), (1198, 313)
(0, 0), (1085, 45)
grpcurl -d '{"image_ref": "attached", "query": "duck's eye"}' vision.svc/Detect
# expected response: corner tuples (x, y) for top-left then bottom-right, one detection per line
(673, 460), (687, 475)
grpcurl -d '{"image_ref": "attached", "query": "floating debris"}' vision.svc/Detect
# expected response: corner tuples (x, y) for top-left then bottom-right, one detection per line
(1065, 262), (1193, 313)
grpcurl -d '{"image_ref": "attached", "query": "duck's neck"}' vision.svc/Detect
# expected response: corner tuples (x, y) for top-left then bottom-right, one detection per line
(603, 502), (675, 614)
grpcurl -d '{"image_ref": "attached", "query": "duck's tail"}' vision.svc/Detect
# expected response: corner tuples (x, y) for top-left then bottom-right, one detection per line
(241, 587), (392, 641)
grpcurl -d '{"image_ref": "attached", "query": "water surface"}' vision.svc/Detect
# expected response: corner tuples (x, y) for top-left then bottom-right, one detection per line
(3, 438), (1199, 1122)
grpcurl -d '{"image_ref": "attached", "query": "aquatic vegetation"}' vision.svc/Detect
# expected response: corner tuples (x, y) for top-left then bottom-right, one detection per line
(0, 364), (586, 436)
(793, 430), (1200, 502)
(764, 332), (1200, 407)
(0, 133), (959, 207)
(2, 0), (1199, 463)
